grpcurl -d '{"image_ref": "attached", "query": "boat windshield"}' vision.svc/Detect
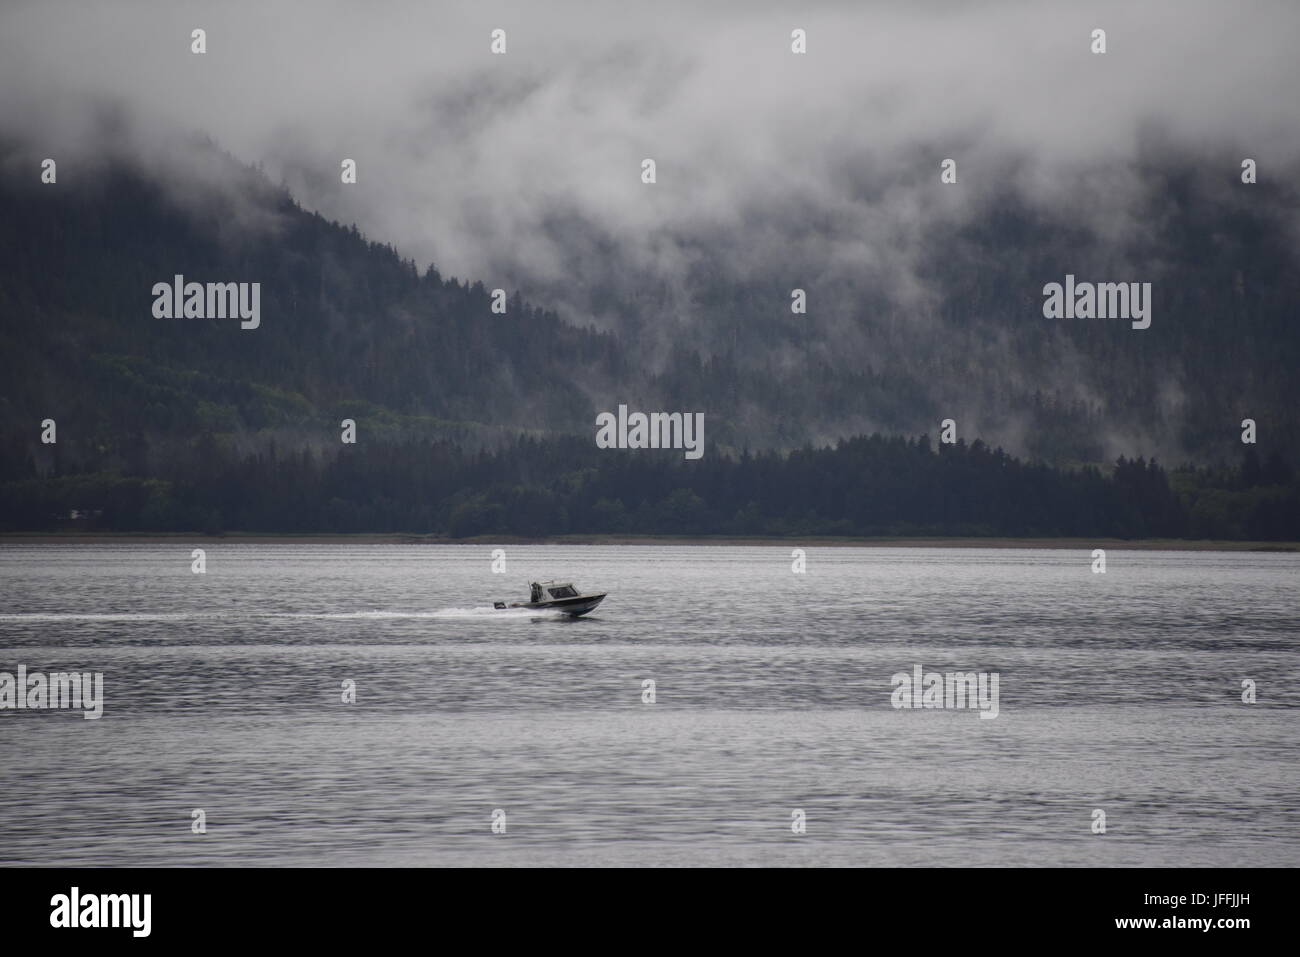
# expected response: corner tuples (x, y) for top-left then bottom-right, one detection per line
(548, 585), (578, 599)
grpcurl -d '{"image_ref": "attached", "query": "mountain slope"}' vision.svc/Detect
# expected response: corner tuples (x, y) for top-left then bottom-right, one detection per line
(1, 139), (1298, 480)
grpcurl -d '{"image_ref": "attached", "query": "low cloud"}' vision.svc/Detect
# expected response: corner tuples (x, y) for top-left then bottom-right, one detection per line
(2, 0), (1297, 459)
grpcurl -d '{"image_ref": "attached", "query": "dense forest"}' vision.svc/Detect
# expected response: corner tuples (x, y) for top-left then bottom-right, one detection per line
(1, 433), (1296, 540)
(1, 140), (1297, 539)
(2, 140), (1299, 464)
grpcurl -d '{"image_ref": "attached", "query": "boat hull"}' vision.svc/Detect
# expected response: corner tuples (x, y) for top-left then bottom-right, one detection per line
(495, 593), (606, 617)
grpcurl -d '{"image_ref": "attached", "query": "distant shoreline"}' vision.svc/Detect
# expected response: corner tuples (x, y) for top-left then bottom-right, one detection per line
(1, 532), (1295, 551)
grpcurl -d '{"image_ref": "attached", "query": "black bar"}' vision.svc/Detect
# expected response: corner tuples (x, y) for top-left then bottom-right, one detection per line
(0, 867), (1277, 944)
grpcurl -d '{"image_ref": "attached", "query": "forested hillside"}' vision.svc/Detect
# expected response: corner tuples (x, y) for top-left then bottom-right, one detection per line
(1, 141), (1297, 538)
(2, 431), (1296, 540)
(0, 145), (630, 473)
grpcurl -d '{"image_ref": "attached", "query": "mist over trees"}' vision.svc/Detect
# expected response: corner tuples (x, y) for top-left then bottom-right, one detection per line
(1, 144), (1297, 539)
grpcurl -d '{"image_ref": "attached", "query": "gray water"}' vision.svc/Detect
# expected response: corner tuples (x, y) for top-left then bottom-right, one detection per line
(0, 544), (1296, 867)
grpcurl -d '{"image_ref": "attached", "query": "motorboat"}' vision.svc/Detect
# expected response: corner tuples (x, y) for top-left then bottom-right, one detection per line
(494, 581), (606, 617)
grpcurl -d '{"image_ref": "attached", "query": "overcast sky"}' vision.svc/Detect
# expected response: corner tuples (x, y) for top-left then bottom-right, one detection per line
(3, 0), (1297, 310)
(4, 0), (1297, 460)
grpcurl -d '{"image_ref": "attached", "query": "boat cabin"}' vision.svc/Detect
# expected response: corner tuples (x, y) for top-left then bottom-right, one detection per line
(497, 580), (605, 616)
(532, 581), (579, 602)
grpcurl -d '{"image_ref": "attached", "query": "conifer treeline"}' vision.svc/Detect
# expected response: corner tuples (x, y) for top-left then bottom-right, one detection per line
(2, 434), (1295, 540)
(2, 144), (1299, 465)
(3, 147), (1298, 539)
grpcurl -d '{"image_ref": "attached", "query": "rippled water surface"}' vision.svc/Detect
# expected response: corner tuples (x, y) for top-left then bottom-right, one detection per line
(0, 544), (1296, 866)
